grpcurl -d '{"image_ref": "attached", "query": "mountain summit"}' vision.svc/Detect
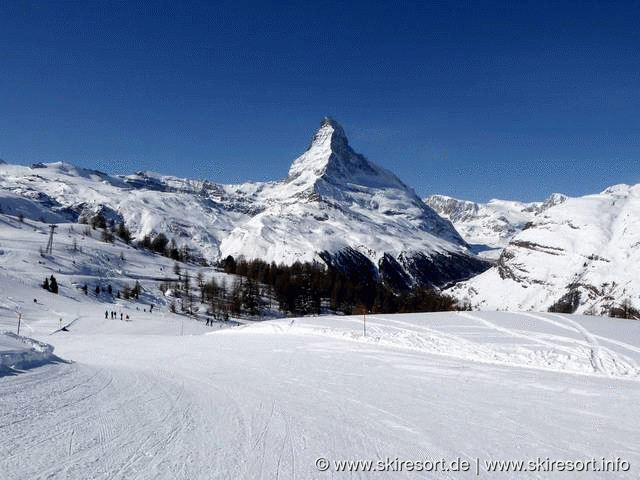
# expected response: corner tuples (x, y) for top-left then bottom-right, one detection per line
(287, 117), (407, 192)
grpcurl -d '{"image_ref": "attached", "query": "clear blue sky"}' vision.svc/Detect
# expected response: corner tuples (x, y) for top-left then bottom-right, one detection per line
(1, 1), (638, 202)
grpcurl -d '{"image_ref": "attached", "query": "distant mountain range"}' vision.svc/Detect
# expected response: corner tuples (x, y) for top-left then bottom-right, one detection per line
(445, 184), (640, 315)
(424, 193), (567, 259)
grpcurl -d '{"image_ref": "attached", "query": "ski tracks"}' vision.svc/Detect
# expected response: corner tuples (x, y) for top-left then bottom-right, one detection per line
(0, 363), (199, 480)
(361, 312), (640, 379)
(523, 312), (640, 377)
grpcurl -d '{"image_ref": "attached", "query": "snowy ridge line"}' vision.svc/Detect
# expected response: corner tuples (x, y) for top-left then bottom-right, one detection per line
(237, 314), (640, 380)
(0, 332), (57, 373)
(449, 183), (640, 313)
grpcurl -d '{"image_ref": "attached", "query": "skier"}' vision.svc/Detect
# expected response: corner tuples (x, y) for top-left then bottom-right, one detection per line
(105, 310), (108, 319)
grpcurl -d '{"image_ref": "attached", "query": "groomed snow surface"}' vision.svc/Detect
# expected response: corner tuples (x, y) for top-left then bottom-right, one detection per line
(0, 331), (58, 374)
(2, 310), (639, 479)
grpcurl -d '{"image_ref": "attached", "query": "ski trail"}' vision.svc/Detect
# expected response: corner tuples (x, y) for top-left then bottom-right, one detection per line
(457, 311), (583, 353)
(520, 312), (604, 372)
(0, 363), (200, 480)
(360, 312), (640, 378)
(523, 313), (640, 376)
(593, 334), (640, 355)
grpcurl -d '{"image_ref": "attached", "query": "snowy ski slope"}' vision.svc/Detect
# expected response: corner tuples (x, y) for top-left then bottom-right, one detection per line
(1, 310), (639, 479)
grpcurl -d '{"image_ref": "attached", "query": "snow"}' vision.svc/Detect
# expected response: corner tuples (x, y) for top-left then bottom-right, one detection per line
(2, 311), (639, 479)
(0, 211), (636, 478)
(216, 119), (474, 275)
(425, 193), (567, 259)
(0, 209), (637, 478)
(451, 184), (640, 313)
(0, 207), (639, 478)
(0, 332), (56, 373)
(1, 119), (639, 478)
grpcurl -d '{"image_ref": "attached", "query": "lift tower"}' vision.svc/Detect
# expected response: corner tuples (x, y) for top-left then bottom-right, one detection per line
(46, 224), (57, 255)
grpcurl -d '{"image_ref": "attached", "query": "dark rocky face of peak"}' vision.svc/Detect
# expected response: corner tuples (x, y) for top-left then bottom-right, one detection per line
(310, 117), (349, 154)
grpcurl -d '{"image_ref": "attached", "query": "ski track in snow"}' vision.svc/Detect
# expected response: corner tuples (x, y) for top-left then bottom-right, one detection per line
(521, 312), (640, 376)
(2, 312), (640, 479)
(0, 364), (198, 480)
(296, 311), (640, 379)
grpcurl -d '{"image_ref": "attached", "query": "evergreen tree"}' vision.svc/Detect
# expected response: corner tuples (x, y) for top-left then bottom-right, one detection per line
(222, 255), (237, 274)
(230, 279), (243, 316)
(91, 213), (106, 230)
(182, 273), (192, 313)
(131, 281), (142, 299)
(101, 228), (114, 243)
(242, 278), (260, 316)
(117, 223), (132, 243)
(49, 275), (59, 294)
(150, 233), (169, 254)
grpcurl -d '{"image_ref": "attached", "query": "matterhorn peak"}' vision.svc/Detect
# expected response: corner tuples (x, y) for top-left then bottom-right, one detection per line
(310, 117), (349, 153)
(287, 118), (407, 192)
(287, 117), (350, 181)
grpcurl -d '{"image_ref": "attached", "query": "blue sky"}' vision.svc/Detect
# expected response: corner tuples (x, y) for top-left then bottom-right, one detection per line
(1, 1), (638, 202)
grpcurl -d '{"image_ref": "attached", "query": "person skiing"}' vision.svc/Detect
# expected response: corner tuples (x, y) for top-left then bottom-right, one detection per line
(105, 310), (108, 319)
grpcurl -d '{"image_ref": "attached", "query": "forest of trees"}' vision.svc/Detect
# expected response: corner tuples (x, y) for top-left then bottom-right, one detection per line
(61, 218), (640, 321)
(156, 255), (461, 320)
(138, 232), (195, 263)
(219, 256), (460, 317)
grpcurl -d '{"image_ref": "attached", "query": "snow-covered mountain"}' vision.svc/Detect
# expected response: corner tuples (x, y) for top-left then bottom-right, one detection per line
(2, 175), (640, 478)
(0, 118), (489, 289)
(449, 184), (640, 315)
(425, 193), (567, 259)
(220, 118), (489, 288)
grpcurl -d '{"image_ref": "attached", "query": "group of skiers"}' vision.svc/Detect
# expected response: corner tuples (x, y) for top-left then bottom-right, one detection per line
(105, 310), (129, 321)
(103, 304), (156, 321)
(102, 305), (219, 327)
